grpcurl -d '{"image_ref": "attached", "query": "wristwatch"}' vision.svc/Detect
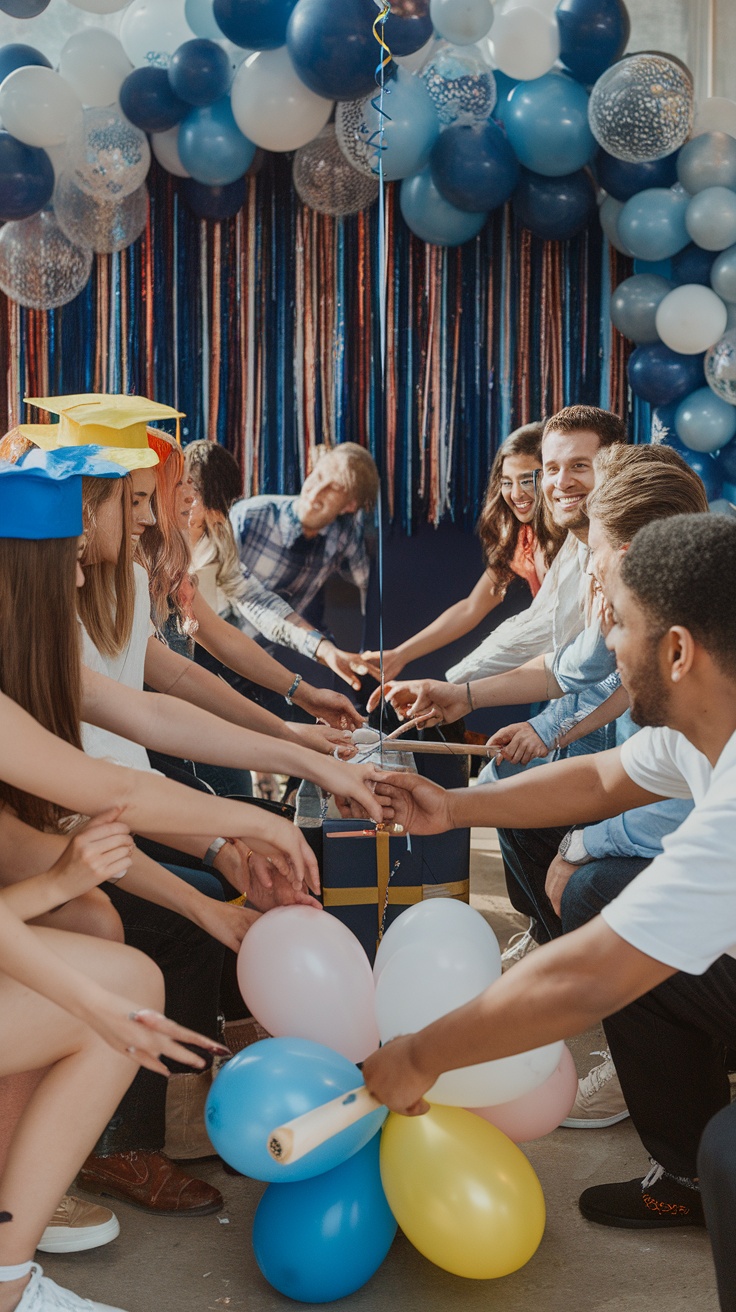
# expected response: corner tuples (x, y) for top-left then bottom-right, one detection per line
(558, 829), (592, 865)
(204, 837), (229, 866)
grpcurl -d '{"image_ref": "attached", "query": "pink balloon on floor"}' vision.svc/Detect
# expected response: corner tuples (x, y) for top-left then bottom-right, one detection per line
(237, 905), (380, 1064)
(471, 1044), (578, 1142)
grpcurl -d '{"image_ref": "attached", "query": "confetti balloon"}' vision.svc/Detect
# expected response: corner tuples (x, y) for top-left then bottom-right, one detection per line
(706, 329), (736, 405)
(293, 125), (378, 216)
(54, 171), (148, 253)
(0, 210), (92, 310)
(65, 107), (151, 200)
(336, 67), (438, 181)
(420, 43), (497, 127)
(588, 55), (694, 164)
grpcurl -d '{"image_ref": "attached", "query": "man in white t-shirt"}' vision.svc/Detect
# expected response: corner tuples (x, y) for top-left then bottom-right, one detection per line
(363, 514), (736, 1310)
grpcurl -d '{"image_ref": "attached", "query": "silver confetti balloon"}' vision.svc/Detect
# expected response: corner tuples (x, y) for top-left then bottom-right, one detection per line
(293, 126), (379, 217)
(705, 329), (736, 405)
(54, 171), (148, 254)
(65, 106), (151, 200)
(420, 43), (496, 127)
(0, 210), (92, 310)
(588, 55), (693, 164)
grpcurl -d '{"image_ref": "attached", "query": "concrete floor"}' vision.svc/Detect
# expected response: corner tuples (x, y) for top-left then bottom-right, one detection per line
(46, 831), (719, 1312)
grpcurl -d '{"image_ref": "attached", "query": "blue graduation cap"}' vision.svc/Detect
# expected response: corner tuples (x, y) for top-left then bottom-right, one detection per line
(0, 446), (127, 541)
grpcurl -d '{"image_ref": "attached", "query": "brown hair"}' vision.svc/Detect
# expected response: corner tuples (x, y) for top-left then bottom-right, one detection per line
(587, 444), (709, 546)
(137, 440), (195, 634)
(0, 537), (83, 829)
(184, 440), (242, 517)
(316, 443), (380, 513)
(543, 405), (628, 448)
(78, 476), (136, 658)
(476, 422), (566, 594)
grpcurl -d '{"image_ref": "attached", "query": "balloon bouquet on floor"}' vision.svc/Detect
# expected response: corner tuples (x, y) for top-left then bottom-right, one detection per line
(206, 899), (575, 1302)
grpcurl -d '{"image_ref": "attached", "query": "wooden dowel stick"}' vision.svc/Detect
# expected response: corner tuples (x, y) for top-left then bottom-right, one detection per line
(267, 1085), (382, 1165)
(384, 739), (490, 757)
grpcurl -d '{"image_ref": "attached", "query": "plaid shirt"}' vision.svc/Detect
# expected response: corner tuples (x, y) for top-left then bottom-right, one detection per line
(229, 495), (370, 651)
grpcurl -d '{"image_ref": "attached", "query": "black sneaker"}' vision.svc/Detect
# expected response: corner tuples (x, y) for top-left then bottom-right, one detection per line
(579, 1161), (705, 1230)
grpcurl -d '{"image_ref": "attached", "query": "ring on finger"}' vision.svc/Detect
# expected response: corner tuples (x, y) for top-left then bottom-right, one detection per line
(126, 1045), (137, 1055)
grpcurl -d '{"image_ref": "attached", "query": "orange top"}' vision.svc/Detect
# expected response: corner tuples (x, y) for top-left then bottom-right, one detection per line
(509, 523), (543, 597)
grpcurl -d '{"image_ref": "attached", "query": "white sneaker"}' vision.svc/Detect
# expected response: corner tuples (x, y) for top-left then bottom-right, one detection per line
(561, 1051), (630, 1129)
(16, 1264), (126, 1312)
(37, 1196), (119, 1254)
(501, 925), (539, 967)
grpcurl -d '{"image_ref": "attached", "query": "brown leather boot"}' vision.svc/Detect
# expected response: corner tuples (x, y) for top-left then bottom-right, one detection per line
(77, 1150), (223, 1216)
(222, 1017), (270, 1055)
(164, 1071), (215, 1161)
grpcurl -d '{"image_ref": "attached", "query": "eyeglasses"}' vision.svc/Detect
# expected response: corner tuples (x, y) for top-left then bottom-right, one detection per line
(500, 475), (539, 493)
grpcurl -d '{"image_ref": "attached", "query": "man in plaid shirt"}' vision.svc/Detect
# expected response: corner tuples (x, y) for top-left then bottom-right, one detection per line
(229, 443), (379, 692)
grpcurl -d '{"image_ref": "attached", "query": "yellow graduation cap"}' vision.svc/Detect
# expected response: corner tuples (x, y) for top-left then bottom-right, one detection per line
(19, 394), (185, 471)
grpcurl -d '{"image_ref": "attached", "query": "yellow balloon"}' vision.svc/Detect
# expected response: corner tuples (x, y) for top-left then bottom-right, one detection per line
(379, 1105), (545, 1279)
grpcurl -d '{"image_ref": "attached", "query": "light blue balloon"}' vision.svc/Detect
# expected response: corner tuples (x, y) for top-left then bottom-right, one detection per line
(430, 0), (493, 47)
(712, 243), (736, 303)
(675, 386), (736, 453)
(504, 73), (595, 178)
(685, 186), (736, 253)
(618, 187), (690, 262)
(337, 68), (439, 183)
(178, 97), (254, 186)
(610, 273), (673, 343)
(185, 0), (222, 39)
(400, 167), (487, 246)
(677, 132), (736, 195)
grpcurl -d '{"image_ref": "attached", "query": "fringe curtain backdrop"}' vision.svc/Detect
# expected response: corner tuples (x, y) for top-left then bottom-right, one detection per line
(0, 155), (642, 533)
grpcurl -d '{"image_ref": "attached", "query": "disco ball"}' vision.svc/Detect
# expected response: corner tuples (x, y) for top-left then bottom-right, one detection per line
(705, 329), (736, 405)
(0, 210), (92, 310)
(588, 55), (693, 164)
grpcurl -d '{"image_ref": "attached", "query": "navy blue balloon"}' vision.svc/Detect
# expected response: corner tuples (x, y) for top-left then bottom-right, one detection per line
(594, 148), (679, 202)
(0, 132), (53, 222)
(512, 168), (597, 241)
(628, 342), (706, 406)
(681, 447), (723, 501)
(0, 44), (51, 84)
(491, 69), (518, 127)
(182, 176), (246, 220)
(430, 120), (519, 213)
(0, 0), (50, 15)
(213, 0), (298, 49)
(169, 39), (231, 107)
(287, 0), (381, 102)
(120, 68), (189, 133)
(557, 0), (631, 85)
(671, 243), (716, 287)
(651, 401), (680, 445)
(253, 1138), (397, 1303)
(384, 9), (433, 56)
(716, 437), (736, 487)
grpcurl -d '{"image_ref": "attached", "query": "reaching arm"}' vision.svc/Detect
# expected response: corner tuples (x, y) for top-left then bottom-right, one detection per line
(556, 684), (630, 750)
(362, 918), (675, 1115)
(372, 653), (550, 723)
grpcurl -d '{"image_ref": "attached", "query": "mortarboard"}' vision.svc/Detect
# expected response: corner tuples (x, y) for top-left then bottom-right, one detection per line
(0, 446), (127, 540)
(19, 393), (185, 471)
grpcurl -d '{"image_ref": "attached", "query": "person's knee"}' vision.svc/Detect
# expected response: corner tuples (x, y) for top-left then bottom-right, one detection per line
(109, 943), (166, 1013)
(698, 1104), (736, 1189)
(75, 889), (125, 942)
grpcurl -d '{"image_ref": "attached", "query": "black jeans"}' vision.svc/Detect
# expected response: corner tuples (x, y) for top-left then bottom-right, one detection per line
(93, 882), (224, 1155)
(497, 824), (569, 941)
(699, 1102), (736, 1311)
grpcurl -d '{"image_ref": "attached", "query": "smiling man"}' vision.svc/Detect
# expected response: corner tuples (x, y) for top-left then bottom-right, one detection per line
(365, 513), (736, 1309)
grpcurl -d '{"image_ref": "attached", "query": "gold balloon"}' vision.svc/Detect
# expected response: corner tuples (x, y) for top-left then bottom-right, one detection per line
(380, 1105), (545, 1279)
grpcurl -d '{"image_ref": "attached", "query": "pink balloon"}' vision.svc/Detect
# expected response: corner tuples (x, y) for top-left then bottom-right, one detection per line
(470, 1044), (578, 1142)
(236, 905), (380, 1064)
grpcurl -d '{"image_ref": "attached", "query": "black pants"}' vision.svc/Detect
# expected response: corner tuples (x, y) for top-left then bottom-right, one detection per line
(497, 824), (569, 941)
(94, 883), (224, 1154)
(699, 1102), (736, 1311)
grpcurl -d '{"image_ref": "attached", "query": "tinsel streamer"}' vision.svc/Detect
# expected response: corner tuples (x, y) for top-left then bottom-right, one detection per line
(335, 218), (346, 445)
(385, 189), (397, 520)
(244, 180), (257, 491)
(143, 207), (155, 399)
(518, 228), (532, 422)
(200, 221), (209, 439)
(209, 222), (222, 440)
(120, 248), (129, 392)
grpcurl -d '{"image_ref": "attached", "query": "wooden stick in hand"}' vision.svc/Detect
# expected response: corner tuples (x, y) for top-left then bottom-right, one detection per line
(267, 1085), (383, 1165)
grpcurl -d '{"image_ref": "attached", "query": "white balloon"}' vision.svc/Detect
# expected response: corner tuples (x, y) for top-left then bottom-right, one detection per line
(60, 29), (133, 108)
(119, 0), (195, 69)
(656, 284), (728, 355)
(151, 125), (191, 177)
(373, 898), (501, 983)
(230, 48), (332, 153)
(428, 1039), (565, 1107)
(0, 67), (82, 148)
(487, 4), (559, 81)
(430, 0), (494, 47)
(692, 97), (736, 141)
(185, 0), (221, 39)
(375, 936), (499, 1044)
(67, 0), (134, 11)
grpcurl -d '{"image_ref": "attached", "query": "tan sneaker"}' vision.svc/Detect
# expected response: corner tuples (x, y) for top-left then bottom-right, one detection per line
(562, 1051), (630, 1129)
(37, 1195), (120, 1254)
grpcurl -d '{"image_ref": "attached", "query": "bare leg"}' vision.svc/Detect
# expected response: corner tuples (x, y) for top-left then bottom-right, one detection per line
(0, 929), (164, 1312)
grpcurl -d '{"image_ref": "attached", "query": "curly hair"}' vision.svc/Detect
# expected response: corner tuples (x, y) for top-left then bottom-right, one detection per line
(476, 422), (566, 595)
(137, 436), (197, 637)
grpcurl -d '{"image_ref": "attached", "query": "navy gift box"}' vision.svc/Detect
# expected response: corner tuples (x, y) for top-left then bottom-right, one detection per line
(320, 819), (470, 964)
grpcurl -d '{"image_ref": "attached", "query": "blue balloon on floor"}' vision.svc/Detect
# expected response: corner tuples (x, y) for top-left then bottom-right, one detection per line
(213, 0), (298, 49)
(505, 73), (595, 177)
(628, 343), (706, 406)
(594, 148), (679, 202)
(287, 0), (383, 101)
(512, 168), (597, 241)
(183, 176), (246, 220)
(0, 132), (54, 222)
(253, 1137), (397, 1304)
(557, 0), (630, 85)
(0, 43), (51, 84)
(618, 187), (690, 262)
(169, 39), (232, 107)
(671, 243), (716, 287)
(400, 167), (487, 246)
(676, 386), (736, 453)
(430, 119), (519, 213)
(178, 97), (254, 185)
(205, 1038), (387, 1183)
(120, 68), (189, 133)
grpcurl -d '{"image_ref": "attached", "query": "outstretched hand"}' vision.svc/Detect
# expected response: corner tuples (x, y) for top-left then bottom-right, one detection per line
(486, 722), (550, 767)
(374, 772), (454, 835)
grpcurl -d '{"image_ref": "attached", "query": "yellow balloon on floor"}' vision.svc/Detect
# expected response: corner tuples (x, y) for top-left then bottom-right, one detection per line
(380, 1104), (545, 1280)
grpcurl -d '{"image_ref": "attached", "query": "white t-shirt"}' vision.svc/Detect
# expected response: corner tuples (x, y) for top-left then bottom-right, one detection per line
(81, 562), (153, 772)
(602, 726), (736, 974)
